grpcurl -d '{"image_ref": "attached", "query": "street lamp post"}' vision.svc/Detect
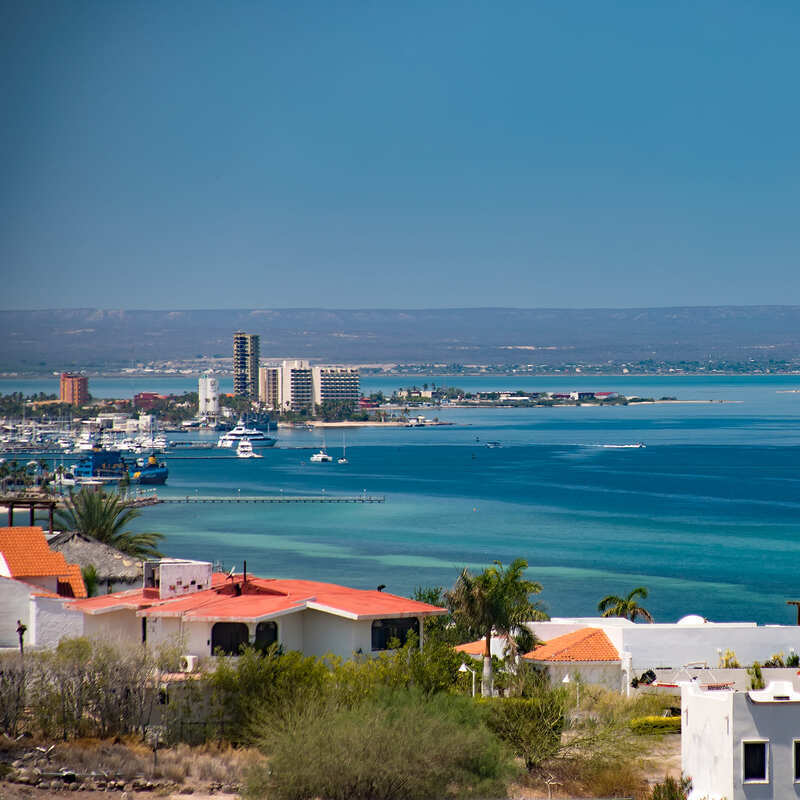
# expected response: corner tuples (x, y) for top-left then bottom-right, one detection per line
(459, 662), (477, 697)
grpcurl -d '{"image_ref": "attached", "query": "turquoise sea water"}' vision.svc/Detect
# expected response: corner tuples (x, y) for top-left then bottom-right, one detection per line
(6, 375), (800, 623)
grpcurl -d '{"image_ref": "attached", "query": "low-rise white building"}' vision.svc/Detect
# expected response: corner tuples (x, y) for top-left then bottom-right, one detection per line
(528, 616), (800, 676)
(67, 559), (446, 660)
(682, 680), (800, 799)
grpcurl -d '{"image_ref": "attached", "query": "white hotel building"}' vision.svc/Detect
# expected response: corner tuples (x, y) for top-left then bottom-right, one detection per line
(258, 360), (360, 412)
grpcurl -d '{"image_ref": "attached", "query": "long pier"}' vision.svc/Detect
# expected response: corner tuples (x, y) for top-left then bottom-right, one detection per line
(158, 494), (385, 504)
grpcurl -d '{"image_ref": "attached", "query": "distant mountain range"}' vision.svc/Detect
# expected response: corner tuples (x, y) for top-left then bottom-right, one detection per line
(1, 307), (800, 372)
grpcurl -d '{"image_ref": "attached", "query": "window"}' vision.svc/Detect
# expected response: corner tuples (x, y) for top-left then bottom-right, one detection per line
(742, 740), (768, 783)
(371, 618), (418, 651)
(211, 622), (249, 655)
(255, 621), (278, 653)
(794, 740), (800, 782)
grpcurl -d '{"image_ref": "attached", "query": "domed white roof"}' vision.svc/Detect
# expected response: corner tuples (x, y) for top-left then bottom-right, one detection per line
(676, 614), (707, 625)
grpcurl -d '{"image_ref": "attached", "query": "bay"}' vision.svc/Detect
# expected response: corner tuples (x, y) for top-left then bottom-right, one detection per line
(4, 375), (800, 624)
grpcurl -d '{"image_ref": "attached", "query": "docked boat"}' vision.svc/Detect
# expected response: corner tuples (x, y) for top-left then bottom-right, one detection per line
(131, 454), (169, 485)
(56, 448), (169, 486)
(237, 438), (262, 459)
(310, 450), (332, 463)
(218, 419), (277, 449)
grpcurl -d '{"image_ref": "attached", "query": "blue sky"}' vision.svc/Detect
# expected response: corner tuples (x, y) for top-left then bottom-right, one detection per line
(2, 1), (799, 309)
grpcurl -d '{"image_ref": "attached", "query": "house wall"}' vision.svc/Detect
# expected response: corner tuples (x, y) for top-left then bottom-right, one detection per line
(0, 577), (33, 647)
(301, 610), (372, 659)
(731, 695), (800, 800)
(541, 661), (623, 692)
(83, 608), (142, 645)
(621, 625), (800, 672)
(529, 619), (800, 672)
(18, 575), (58, 595)
(278, 612), (304, 653)
(682, 685), (734, 800)
(31, 596), (84, 648)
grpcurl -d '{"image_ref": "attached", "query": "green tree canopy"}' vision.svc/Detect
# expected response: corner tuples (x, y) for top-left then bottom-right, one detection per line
(597, 586), (654, 623)
(445, 558), (547, 696)
(54, 488), (164, 559)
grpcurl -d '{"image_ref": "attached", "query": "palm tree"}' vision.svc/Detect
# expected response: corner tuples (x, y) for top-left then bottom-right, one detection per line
(445, 558), (547, 696)
(597, 586), (654, 623)
(55, 488), (164, 559)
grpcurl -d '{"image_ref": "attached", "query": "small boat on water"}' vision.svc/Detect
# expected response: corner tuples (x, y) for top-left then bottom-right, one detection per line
(310, 450), (332, 463)
(338, 434), (348, 464)
(601, 443), (646, 449)
(237, 438), (262, 459)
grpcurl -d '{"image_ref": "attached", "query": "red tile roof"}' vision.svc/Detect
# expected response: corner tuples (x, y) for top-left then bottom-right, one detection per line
(0, 527), (86, 598)
(57, 563), (88, 599)
(523, 628), (619, 663)
(68, 574), (448, 622)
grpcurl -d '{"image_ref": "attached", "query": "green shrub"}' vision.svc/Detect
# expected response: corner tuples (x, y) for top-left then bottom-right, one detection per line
(629, 715), (681, 735)
(649, 774), (691, 800)
(245, 689), (515, 800)
(747, 661), (765, 690)
(788, 652), (800, 668)
(483, 689), (567, 770)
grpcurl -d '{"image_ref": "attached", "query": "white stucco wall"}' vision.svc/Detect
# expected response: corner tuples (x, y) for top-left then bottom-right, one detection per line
(301, 610), (372, 659)
(83, 608), (143, 645)
(682, 684), (734, 800)
(0, 577), (33, 647)
(31, 596), (84, 647)
(529, 618), (800, 672)
(278, 612), (304, 653)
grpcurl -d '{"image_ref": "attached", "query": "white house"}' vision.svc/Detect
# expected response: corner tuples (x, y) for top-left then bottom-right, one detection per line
(0, 526), (86, 649)
(528, 616), (800, 677)
(682, 680), (800, 800)
(67, 558), (447, 660)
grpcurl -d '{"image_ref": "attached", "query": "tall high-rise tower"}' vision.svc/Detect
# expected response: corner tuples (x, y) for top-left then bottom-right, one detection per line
(233, 331), (260, 398)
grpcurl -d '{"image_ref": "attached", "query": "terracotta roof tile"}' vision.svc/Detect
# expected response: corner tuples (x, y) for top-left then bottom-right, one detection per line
(70, 574), (448, 622)
(0, 527), (86, 598)
(524, 628), (619, 663)
(57, 563), (88, 599)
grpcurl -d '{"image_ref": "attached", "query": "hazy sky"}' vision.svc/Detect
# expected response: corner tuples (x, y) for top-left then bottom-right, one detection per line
(2, 1), (799, 310)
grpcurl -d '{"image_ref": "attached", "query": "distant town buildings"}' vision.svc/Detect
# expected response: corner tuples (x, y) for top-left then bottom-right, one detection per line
(133, 392), (166, 410)
(59, 372), (89, 406)
(258, 360), (360, 412)
(233, 331), (260, 398)
(198, 373), (219, 417)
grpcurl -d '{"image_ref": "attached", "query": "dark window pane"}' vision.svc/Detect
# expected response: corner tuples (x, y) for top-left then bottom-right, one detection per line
(211, 622), (250, 655)
(795, 741), (800, 781)
(371, 617), (418, 651)
(255, 621), (277, 652)
(743, 741), (767, 781)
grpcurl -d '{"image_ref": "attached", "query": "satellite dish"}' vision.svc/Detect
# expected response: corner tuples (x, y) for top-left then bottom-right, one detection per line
(227, 566), (236, 580)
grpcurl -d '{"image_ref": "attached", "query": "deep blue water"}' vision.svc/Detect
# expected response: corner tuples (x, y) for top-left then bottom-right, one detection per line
(6, 375), (800, 624)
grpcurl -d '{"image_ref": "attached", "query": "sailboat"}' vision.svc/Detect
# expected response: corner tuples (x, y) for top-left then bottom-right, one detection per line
(338, 433), (348, 465)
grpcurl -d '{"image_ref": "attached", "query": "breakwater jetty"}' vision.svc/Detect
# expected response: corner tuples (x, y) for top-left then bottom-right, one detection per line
(158, 494), (385, 504)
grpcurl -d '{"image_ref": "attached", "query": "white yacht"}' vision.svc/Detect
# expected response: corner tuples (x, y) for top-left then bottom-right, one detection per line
(218, 419), (277, 449)
(310, 450), (332, 463)
(237, 438), (262, 459)
(337, 434), (348, 464)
